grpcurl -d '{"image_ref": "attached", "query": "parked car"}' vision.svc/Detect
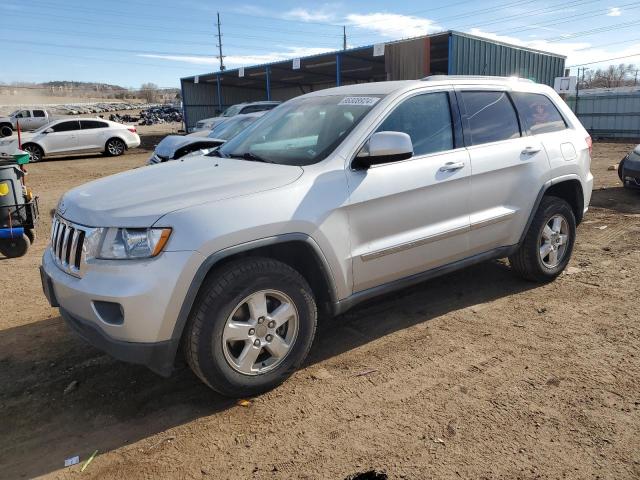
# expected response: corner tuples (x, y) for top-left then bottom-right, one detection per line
(618, 144), (640, 190)
(41, 77), (593, 397)
(0, 108), (53, 137)
(190, 101), (280, 132)
(0, 118), (140, 162)
(148, 112), (265, 165)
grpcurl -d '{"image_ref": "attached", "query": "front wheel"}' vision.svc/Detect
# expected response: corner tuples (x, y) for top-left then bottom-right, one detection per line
(509, 196), (576, 282)
(105, 138), (126, 156)
(0, 125), (12, 138)
(22, 143), (43, 162)
(184, 257), (317, 397)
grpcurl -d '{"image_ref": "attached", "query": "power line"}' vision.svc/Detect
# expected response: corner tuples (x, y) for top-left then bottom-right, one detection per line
(568, 53), (640, 67)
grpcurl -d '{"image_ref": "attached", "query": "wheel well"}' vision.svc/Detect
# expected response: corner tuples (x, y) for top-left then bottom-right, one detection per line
(22, 142), (44, 154)
(106, 137), (127, 150)
(544, 180), (584, 224)
(200, 241), (335, 317)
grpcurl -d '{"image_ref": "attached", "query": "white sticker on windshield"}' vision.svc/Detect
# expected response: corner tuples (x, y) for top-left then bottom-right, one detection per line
(338, 96), (380, 106)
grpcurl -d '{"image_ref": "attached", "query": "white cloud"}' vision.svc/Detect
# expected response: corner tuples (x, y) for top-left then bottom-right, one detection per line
(607, 7), (621, 16)
(138, 47), (333, 68)
(346, 13), (441, 39)
(283, 7), (334, 22)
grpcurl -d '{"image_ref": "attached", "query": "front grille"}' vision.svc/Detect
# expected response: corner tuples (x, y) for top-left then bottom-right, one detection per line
(50, 216), (88, 277)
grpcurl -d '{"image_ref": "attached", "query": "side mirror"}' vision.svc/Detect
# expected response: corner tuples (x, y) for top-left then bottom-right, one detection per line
(43, 128), (54, 134)
(353, 131), (413, 169)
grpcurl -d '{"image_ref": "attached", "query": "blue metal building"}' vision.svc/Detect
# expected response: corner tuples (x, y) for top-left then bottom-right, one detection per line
(180, 30), (566, 130)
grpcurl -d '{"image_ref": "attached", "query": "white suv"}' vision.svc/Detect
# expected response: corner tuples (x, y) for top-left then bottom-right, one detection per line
(40, 77), (593, 397)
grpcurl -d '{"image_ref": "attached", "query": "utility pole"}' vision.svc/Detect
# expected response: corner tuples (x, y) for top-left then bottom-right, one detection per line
(216, 12), (225, 71)
(343, 26), (347, 50)
(575, 67), (582, 116)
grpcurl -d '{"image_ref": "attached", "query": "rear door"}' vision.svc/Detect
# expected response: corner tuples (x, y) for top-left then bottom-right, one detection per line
(42, 120), (80, 154)
(457, 88), (551, 255)
(347, 89), (472, 292)
(78, 120), (110, 150)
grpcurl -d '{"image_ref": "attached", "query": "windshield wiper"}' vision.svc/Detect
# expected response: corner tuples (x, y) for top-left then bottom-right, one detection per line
(229, 152), (274, 163)
(206, 148), (227, 158)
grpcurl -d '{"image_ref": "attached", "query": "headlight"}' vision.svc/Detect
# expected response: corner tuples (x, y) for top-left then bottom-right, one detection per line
(95, 227), (171, 259)
(0, 140), (14, 147)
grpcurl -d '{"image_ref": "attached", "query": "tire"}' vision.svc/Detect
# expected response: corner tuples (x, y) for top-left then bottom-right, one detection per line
(0, 125), (12, 138)
(184, 257), (317, 397)
(22, 143), (44, 162)
(509, 196), (576, 282)
(25, 228), (36, 245)
(105, 138), (126, 156)
(0, 234), (30, 258)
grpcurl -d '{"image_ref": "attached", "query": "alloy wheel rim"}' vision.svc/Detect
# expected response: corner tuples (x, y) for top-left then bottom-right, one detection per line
(539, 214), (569, 268)
(25, 146), (40, 161)
(108, 141), (124, 155)
(221, 289), (299, 376)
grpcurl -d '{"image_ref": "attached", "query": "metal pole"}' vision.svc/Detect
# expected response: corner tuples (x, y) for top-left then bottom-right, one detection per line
(575, 67), (581, 115)
(336, 53), (342, 86)
(216, 74), (222, 113)
(217, 12), (225, 71)
(266, 66), (271, 101)
(343, 26), (347, 50)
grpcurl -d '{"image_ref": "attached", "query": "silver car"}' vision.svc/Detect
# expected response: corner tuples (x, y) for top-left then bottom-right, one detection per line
(148, 112), (264, 165)
(41, 77), (593, 397)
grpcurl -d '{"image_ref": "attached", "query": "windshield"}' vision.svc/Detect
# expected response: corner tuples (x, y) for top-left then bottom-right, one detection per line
(208, 116), (257, 140)
(222, 105), (243, 117)
(216, 95), (382, 166)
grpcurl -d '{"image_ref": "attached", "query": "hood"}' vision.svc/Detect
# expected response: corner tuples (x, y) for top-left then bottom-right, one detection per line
(59, 156), (304, 227)
(154, 135), (198, 158)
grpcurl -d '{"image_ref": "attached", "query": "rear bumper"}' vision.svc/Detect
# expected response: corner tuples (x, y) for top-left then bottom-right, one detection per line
(126, 134), (141, 149)
(61, 307), (176, 377)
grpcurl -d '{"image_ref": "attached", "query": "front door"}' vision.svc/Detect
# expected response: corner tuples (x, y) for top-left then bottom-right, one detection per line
(43, 120), (80, 154)
(347, 90), (471, 292)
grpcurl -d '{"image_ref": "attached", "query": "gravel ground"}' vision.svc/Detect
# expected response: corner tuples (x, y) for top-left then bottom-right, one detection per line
(0, 139), (638, 480)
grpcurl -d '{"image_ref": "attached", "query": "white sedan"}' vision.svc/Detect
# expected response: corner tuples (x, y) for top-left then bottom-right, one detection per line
(0, 118), (140, 162)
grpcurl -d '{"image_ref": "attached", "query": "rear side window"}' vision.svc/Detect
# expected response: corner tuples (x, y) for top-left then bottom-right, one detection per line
(52, 121), (80, 132)
(511, 92), (567, 135)
(459, 91), (520, 146)
(33, 110), (46, 118)
(80, 120), (108, 129)
(377, 92), (454, 156)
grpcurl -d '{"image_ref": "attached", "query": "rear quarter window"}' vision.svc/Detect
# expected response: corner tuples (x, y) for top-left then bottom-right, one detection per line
(459, 91), (521, 146)
(511, 92), (567, 135)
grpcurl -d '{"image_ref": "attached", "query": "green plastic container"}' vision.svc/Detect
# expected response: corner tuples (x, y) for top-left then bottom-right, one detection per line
(13, 151), (30, 165)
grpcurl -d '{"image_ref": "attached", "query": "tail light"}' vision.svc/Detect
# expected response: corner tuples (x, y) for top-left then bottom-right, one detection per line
(127, 126), (137, 133)
(585, 135), (592, 157)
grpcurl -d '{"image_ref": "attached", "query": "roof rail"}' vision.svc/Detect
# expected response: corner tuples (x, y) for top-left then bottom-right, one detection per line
(422, 75), (534, 83)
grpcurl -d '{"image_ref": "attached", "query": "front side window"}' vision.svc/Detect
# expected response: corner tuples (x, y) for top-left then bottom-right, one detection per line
(376, 92), (453, 156)
(52, 121), (80, 132)
(511, 92), (567, 135)
(15, 110), (31, 118)
(216, 95), (382, 166)
(460, 91), (520, 146)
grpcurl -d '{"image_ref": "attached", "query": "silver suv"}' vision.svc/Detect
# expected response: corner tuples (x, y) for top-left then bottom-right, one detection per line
(40, 77), (593, 397)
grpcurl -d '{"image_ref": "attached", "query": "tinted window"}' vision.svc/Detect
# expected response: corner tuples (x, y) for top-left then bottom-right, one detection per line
(52, 121), (80, 132)
(80, 120), (108, 129)
(377, 92), (453, 156)
(511, 92), (567, 135)
(460, 91), (520, 145)
(33, 110), (46, 118)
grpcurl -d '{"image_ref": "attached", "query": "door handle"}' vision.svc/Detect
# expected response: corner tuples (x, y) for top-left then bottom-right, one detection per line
(439, 161), (465, 172)
(522, 146), (541, 155)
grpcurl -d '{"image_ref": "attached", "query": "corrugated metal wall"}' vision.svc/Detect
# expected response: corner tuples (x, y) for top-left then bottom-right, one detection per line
(448, 33), (565, 86)
(566, 93), (640, 139)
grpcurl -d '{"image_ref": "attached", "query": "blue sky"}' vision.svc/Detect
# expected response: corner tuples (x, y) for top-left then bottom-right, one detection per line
(1, 0), (639, 88)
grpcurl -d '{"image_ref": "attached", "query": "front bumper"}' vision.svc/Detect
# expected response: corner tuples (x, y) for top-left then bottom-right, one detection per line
(41, 247), (204, 375)
(621, 157), (640, 189)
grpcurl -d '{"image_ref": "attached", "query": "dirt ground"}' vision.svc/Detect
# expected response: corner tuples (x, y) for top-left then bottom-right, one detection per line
(0, 138), (638, 480)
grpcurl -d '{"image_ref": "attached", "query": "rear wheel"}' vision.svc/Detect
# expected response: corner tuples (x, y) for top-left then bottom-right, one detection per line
(105, 138), (126, 156)
(22, 143), (43, 162)
(25, 228), (36, 245)
(509, 196), (576, 282)
(0, 234), (30, 258)
(184, 257), (317, 397)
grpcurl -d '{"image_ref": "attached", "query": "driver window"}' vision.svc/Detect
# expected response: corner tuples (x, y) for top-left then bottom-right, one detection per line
(377, 92), (454, 156)
(16, 110), (31, 118)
